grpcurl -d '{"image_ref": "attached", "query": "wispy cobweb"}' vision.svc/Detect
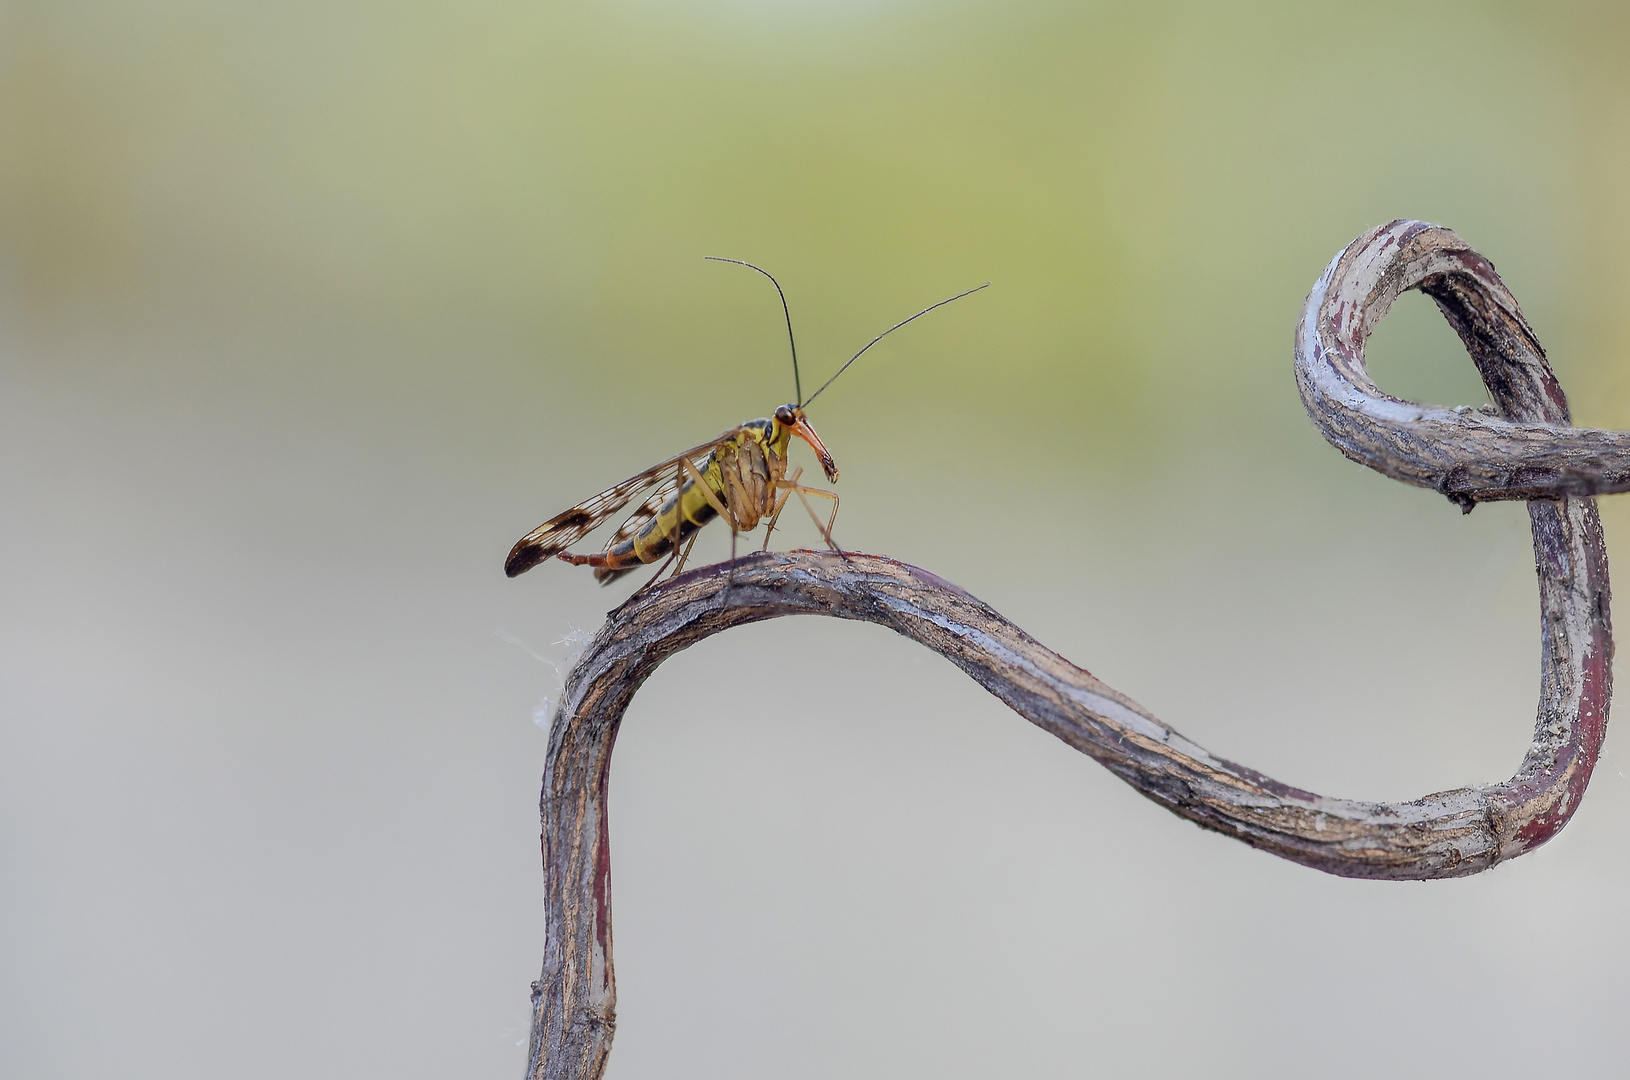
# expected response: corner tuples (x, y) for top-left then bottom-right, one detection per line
(496, 624), (593, 730)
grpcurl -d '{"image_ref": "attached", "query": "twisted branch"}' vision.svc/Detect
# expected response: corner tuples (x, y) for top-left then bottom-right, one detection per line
(524, 221), (1619, 1080)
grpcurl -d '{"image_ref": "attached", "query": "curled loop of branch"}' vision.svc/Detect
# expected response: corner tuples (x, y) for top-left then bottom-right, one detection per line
(527, 221), (1615, 1080)
(1297, 219), (1630, 505)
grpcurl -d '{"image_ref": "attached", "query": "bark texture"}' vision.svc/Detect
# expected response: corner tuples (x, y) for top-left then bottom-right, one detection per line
(524, 221), (1618, 1080)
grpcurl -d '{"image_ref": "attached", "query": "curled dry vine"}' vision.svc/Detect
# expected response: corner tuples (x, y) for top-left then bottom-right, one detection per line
(524, 221), (1621, 1080)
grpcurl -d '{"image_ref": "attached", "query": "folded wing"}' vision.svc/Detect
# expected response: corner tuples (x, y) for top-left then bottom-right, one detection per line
(504, 436), (728, 578)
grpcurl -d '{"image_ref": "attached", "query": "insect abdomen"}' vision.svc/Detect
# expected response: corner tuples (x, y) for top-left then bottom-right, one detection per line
(592, 466), (724, 582)
(634, 482), (720, 561)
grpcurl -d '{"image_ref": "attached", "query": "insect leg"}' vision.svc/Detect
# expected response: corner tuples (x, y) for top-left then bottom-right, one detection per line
(675, 454), (751, 585)
(660, 462), (696, 580)
(669, 529), (701, 579)
(788, 485), (841, 552)
(629, 545), (677, 596)
(763, 466), (802, 551)
(678, 458), (735, 527)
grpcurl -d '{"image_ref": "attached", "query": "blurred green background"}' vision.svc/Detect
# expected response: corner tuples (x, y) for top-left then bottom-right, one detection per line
(5, 2), (1630, 1077)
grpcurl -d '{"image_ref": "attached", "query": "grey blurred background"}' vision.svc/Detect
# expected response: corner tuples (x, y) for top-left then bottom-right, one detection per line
(4, 1), (1630, 1077)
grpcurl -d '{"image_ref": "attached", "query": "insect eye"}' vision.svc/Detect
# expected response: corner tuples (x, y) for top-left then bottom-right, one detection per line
(774, 405), (796, 424)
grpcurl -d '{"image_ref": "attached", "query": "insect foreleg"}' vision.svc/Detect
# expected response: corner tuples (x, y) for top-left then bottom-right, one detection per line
(788, 484), (841, 551)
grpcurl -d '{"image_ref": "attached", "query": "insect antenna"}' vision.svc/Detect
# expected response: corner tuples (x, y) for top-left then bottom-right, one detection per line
(705, 256), (803, 407)
(803, 282), (990, 407)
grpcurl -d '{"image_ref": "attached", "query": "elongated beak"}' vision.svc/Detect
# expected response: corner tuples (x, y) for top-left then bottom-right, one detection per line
(791, 416), (839, 483)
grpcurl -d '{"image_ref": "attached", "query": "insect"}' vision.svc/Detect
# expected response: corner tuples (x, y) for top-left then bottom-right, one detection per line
(504, 259), (987, 586)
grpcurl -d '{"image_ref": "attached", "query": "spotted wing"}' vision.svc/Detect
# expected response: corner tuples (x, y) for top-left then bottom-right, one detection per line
(504, 437), (726, 578)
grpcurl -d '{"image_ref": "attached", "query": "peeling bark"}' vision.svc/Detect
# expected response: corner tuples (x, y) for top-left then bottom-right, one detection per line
(523, 221), (1617, 1080)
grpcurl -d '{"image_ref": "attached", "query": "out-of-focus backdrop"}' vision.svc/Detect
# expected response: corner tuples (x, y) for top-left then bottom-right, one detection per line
(5, 2), (1630, 1077)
